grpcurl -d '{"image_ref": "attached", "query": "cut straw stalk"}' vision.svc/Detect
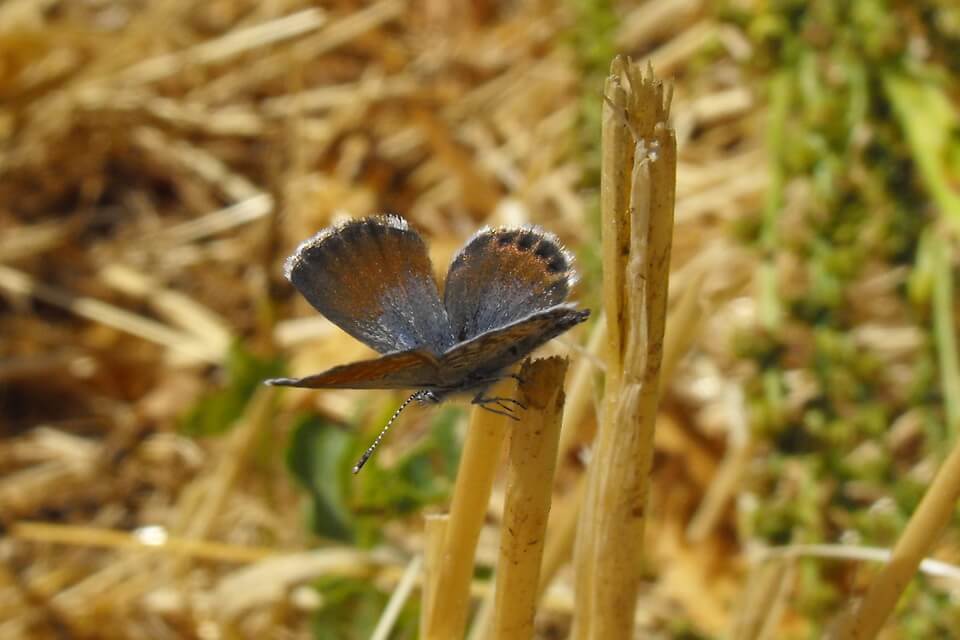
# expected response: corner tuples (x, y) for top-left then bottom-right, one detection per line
(468, 472), (584, 640)
(469, 247), (700, 640)
(831, 233), (960, 640)
(493, 258), (701, 636)
(421, 514), (450, 634)
(573, 58), (676, 639)
(556, 319), (607, 458)
(731, 558), (796, 640)
(422, 377), (514, 639)
(571, 65), (634, 630)
(830, 437), (960, 639)
(371, 555), (423, 640)
(471, 279), (697, 638)
(491, 357), (569, 639)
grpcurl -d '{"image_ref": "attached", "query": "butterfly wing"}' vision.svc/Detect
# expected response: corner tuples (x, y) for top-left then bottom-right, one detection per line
(443, 226), (577, 342)
(265, 348), (442, 390)
(285, 215), (454, 354)
(439, 305), (589, 382)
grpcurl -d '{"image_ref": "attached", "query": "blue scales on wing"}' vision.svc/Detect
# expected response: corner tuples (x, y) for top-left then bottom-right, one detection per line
(283, 215), (455, 355)
(442, 226), (578, 344)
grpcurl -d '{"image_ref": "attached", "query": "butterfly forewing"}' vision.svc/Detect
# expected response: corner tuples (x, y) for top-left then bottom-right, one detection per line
(285, 215), (455, 355)
(443, 227), (577, 343)
(439, 305), (589, 381)
(266, 349), (442, 390)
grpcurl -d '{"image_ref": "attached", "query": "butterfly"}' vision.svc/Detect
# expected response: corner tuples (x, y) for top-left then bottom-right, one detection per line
(266, 214), (589, 472)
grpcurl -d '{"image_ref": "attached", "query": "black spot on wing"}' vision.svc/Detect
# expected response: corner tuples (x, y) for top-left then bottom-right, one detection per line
(517, 230), (537, 250)
(443, 225), (579, 342)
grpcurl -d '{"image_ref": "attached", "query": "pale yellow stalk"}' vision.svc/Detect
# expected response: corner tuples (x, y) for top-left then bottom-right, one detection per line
(572, 58), (676, 639)
(490, 357), (568, 639)
(420, 513), (449, 634)
(422, 377), (514, 639)
(831, 235), (960, 640)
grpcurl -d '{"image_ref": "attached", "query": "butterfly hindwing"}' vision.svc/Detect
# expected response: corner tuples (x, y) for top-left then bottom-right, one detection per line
(443, 226), (577, 343)
(285, 215), (455, 355)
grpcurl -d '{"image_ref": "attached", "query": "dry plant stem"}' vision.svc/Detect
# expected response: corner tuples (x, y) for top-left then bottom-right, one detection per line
(99, 264), (233, 349)
(573, 59), (676, 640)
(371, 555), (423, 640)
(466, 587), (495, 640)
(212, 549), (399, 623)
(833, 235), (960, 640)
(41, 389), (278, 611)
(421, 514), (449, 634)
(474, 272), (704, 640)
(831, 442), (960, 638)
(559, 252), (701, 463)
(557, 319), (607, 458)
(539, 478), (588, 593)
(599, 69), (635, 394)
(168, 387), (277, 577)
(533, 275), (699, 623)
(758, 72), (791, 332)
(572, 70), (633, 634)
(755, 544), (960, 584)
(660, 274), (703, 385)
(0, 264), (222, 363)
(471, 449), (588, 640)
(9, 522), (275, 563)
(132, 128), (261, 202)
(193, 0), (404, 103)
(156, 193), (274, 245)
(491, 357), (569, 640)
(422, 377), (514, 640)
(469, 477), (583, 640)
(687, 384), (749, 542)
(730, 559), (796, 640)
(117, 8), (328, 84)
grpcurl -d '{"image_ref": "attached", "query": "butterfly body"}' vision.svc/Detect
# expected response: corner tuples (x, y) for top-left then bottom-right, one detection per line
(266, 215), (589, 470)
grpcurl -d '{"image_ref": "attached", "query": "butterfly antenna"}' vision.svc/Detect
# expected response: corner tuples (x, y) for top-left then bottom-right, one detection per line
(352, 391), (422, 474)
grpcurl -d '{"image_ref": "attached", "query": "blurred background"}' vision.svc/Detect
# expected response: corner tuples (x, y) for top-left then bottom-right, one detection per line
(2, 0), (960, 638)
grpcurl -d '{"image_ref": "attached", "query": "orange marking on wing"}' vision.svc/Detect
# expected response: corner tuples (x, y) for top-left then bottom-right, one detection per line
(270, 349), (441, 390)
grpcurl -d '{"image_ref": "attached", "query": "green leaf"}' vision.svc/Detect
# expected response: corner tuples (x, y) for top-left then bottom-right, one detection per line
(282, 400), (462, 546)
(884, 72), (960, 230)
(286, 416), (355, 542)
(356, 407), (460, 508)
(181, 343), (284, 437)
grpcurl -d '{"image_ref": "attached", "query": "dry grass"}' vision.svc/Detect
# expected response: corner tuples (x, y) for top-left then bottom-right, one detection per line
(0, 1), (770, 638)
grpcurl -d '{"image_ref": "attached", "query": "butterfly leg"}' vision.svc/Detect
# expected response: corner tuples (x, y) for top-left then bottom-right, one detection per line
(489, 397), (527, 410)
(471, 393), (526, 420)
(475, 402), (521, 420)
